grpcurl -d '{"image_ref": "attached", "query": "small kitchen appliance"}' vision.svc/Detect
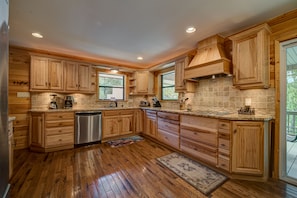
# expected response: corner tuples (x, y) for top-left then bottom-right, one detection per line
(49, 94), (58, 109)
(64, 95), (74, 108)
(152, 97), (161, 107)
(139, 100), (150, 107)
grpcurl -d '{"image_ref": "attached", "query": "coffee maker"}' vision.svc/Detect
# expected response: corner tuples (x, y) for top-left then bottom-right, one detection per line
(64, 96), (74, 108)
(49, 94), (58, 109)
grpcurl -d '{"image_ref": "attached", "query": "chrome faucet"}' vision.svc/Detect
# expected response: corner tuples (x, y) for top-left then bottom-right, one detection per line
(109, 97), (117, 108)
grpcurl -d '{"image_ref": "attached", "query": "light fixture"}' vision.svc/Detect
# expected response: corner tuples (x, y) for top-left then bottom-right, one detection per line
(211, 75), (216, 80)
(32, 32), (43, 38)
(110, 69), (118, 73)
(137, 56), (143, 60)
(186, 26), (196, 34)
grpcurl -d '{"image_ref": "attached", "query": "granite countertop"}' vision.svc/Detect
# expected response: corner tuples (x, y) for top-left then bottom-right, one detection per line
(140, 107), (274, 121)
(30, 107), (140, 112)
(30, 106), (274, 121)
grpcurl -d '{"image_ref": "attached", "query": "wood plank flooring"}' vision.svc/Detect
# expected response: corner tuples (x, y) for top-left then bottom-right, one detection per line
(10, 138), (297, 198)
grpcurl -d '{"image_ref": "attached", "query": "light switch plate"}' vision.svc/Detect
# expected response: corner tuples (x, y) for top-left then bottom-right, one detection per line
(17, 92), (30, 98)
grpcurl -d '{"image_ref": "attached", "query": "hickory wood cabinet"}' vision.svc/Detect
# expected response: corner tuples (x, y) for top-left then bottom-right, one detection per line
(102, 110), (134, 139)
(30, 56), (64, 91)
(128, 71), (155, 95)
(230, 23), (271, 89)
(157, 112), (180, 149)
(29, 112), (74, 152)
(180, 115), (219, 166)
(30, 55), (95, 93)
(175, 57), (196, 93)
(217, 120), (232, 172)
(143, 110), (157, 138)
(232, 121), (265, 176)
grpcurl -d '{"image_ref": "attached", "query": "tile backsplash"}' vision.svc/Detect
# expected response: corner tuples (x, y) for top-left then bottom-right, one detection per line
(31, 77), (275, 115)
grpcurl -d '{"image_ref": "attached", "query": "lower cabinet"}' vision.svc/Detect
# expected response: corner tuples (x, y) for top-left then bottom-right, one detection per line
(232, 121), (264, 176)
(143, 110), (157, 138)
(102, 110), (134, 139)
(217, 120), (231, 172)
(180, 115), (218, 166)
(30, 112), (74, 152)
(157, 112), (180, 149)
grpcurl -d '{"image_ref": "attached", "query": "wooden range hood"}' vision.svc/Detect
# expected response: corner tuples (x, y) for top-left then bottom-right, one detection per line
(184, 34), (231, 79)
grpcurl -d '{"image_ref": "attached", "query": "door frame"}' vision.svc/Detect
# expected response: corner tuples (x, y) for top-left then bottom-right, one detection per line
(279, 38), (297, 185)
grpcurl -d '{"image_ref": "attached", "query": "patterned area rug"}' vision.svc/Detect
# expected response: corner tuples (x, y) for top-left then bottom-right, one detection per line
(157, 152), (228, 195)
(106, 135), (144, 148)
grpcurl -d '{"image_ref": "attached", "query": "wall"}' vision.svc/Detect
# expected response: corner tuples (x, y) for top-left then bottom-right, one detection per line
(8, 48), (30, 149)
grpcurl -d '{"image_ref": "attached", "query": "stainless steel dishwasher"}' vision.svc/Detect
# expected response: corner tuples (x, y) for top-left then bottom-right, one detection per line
(75, 111), (102, 144)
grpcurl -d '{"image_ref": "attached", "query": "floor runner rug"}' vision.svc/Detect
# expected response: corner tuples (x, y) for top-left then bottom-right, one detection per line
(157, 152), (228, 195)
(106, 135), (144, 148)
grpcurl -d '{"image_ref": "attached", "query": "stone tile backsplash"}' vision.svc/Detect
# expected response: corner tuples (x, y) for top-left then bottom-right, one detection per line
(31, 77), (275, 115)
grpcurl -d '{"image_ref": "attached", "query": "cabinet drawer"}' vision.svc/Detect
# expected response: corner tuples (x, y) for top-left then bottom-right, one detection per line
(218, 138), (230, 150)
(180, 138), (217, 166)
(158, 118), (179, 135)
(46, 112), (74, 121)
(46, 126), (73, 136)
(157, 129), (179, 149)
(103, 110), (120, 116)
(45, 120), (74, 128)
(146, 110), (157, 118)
(181, 115), (218, 132)
(180, 128), (217, 147)
(157, 112), (179, 121)
(218, 120), (230, 133)
(46, 133), (74, 147)
(120, 110), (134, 115)
(218, 154), (230, 172)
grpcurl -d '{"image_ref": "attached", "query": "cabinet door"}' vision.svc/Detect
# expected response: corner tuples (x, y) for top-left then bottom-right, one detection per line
(49, 59), (64, 90)
(135, 110), (143, 133)
(135, 71), (149, 93)
(31, 56), (49, 90)
(102, 116), (120, 138)
(232, 121), (264, 175)
(30, 113), (44, 148)
(175, 59), (186, 91)
(78, 64), (90, 91)
(231, 24), (271, 89)
(65, 61), (79, 91)
(121, 114), (134, 135)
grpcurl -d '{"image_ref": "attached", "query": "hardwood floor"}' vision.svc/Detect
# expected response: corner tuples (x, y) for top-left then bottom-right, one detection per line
(10, 138), (297, 198)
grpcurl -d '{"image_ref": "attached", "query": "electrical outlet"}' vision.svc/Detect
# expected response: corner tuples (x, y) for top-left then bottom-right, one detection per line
(17, 92), (30, 98)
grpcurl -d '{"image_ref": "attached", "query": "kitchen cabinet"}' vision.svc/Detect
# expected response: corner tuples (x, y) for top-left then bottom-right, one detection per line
(230, 23), (271, 89)
(128, 71), (154, 95)
(143, 110), (157, 138)
(64, 61), (91, 92)
(134, 109), (143, 133)
(102, 110), (134, 139)
(30, 56), (64, 91)
(217, 120), (231, 172)
(157, 111), (180, 149)
(180, 115), (218, 166)
(175, 57), (196, 93)
(29, 112), (74, 152)
(232, 121), (264, 175)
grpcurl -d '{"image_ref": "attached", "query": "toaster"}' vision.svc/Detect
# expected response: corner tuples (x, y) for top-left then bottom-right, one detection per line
(139, 101), (150, 107)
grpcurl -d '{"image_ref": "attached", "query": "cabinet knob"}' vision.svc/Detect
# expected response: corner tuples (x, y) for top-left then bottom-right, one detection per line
(234, 129), (237, 133)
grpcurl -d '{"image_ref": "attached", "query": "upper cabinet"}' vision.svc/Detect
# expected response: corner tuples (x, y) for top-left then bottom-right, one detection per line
(64, 62), (91, 92)
(128, 71), (154, 95)
(30, 55), (95, 93)
(175, 57), (196, 93)
(230, 23), (271, 89)
(30, 56), (64, 91)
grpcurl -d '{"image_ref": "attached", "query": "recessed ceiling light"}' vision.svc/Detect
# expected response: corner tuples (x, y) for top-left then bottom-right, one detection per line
(186, 26), (196, 33)
(32, 32), (43, 38)
(137, 56), (143, 60)
(110, 69), (119, 73)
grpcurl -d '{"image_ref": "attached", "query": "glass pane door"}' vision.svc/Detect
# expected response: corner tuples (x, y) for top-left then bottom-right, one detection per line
(280, 39), (297, 185)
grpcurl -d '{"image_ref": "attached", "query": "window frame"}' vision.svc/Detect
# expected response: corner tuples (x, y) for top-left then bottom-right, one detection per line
(160, 71), (178, 101)
(98, 72), (126, 101)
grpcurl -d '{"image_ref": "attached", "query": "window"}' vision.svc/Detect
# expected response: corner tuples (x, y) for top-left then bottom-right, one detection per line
(161, 71), (178, 100)
(98, 73), (125, 100)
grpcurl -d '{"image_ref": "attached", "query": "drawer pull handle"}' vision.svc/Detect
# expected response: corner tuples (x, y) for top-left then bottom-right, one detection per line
(59, 139), (62, 141)
(221, 144), (225, 147)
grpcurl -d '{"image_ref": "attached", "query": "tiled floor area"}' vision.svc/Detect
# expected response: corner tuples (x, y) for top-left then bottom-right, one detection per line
(287, 141), (297, 178)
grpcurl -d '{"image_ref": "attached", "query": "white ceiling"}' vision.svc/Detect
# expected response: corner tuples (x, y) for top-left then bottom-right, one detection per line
(9, 0), (297, 69)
